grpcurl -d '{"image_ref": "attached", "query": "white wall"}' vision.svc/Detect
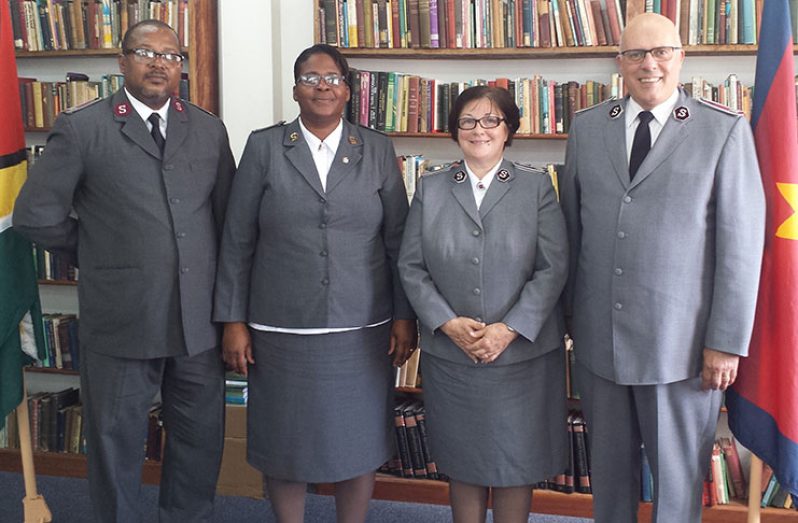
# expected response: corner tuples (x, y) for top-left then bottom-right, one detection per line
(218, 0), (314, 161)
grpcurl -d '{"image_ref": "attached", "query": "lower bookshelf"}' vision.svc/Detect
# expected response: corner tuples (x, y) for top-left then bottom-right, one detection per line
(314, 474), (798, 522)
(0, 449), (161, 485)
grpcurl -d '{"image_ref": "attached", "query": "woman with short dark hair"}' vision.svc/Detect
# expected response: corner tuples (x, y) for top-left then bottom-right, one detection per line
(399, 85), (569, 523)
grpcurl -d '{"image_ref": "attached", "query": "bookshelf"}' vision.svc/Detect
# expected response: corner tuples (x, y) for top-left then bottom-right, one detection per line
(316, 476), (798, 522)
(2, 0), (220, 479)
(305, 2), (798, 521)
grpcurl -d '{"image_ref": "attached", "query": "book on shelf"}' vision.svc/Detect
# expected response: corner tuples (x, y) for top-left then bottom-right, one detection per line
(392, 400), (414, 477)
(33, 241), (79, 282)
(717, 435), (746, 499)
(33, 313), (79, 371)
(641, 445), (653, 502)
(225, 373), (248, 405)
(10, 0), (191, 52)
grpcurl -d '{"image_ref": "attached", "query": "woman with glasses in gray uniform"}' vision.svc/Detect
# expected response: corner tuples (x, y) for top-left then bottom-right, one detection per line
(398, 85), (569, 523)
(214, 44), (417, 523)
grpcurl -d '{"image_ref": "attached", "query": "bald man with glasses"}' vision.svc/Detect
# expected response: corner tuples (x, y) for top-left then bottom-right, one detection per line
(560, 13), (765, 523)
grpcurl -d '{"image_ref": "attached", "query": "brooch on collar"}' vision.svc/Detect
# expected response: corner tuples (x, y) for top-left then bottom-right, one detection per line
(673, 106), (690, 121)
(609, 104), (623, 119)
(497, 169), (510, 182)
(289, 132), (299, 142)
(114, 102), (130, 116)
(453, 170), (467, 183)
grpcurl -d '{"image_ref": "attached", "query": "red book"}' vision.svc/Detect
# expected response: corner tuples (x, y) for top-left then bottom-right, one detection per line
(605, 0), (622, 45)
(447, 0), (456, 48)
(391, 0), (401, 47)
(589, 0), (606, 45)
(407, 75), (420, 133)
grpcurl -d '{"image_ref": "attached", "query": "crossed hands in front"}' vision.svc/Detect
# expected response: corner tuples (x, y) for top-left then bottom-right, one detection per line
(440, 317), (519, 364)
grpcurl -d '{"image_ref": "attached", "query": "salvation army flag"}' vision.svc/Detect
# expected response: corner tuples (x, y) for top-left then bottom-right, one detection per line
(0, 0), (44, 429)
(726, 0), (798, 497)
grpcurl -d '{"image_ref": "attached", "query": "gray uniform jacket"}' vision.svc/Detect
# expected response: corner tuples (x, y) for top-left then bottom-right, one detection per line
(213, 118), (414, 327)
(398, 160), (569, 366)
(560, 89), (766, 385)
(13, 89), (236, 358)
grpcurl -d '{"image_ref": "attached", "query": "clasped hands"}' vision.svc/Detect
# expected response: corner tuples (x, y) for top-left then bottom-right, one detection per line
(441, 317), (518, 364)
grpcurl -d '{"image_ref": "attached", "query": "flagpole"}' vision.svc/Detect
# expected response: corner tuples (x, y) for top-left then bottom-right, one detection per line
(15, 372), (52, 523)
(746, 454), (763, 523)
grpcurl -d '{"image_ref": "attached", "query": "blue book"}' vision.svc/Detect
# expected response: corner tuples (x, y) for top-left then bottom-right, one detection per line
(641, 445), (653, 502)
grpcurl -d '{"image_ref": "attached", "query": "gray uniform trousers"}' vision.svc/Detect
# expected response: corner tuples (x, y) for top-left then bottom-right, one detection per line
(576, 363), (723, 523)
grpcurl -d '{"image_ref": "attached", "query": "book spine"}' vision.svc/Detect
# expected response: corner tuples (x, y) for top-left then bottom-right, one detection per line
(393, 405), (413, 477)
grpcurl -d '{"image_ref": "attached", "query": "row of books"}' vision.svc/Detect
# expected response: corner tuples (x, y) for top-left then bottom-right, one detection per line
(317, 0), (628, 49)
(225, 375), (248, 405)
(347, 69), (753, 136)
(1, 388), (82, 454)
(33, 244), (78, 282)
(33, 313), (80, 371)
(642, 0), (759, 46)
(1, 392), (164, 462)
(394, 346), (421, 387)
(9, 0), (190, 52)
(382, 399), (441, 479)
(19, 72), (188, 130)
(347, 69), (624, 135)
(758, 463), (798, 509)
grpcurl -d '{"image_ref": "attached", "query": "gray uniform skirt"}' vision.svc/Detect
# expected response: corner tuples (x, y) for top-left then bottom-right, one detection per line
(247, 324), (394, 483)
(420, 347), (568, 487)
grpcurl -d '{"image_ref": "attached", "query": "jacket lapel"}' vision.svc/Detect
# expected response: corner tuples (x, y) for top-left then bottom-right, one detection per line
(114, 90), (161, 160)
(450, 166), (482, 229)
(478, 159), (513, 220)
(629, 90), (692, 187)
(163, 98), (189, 162)
(325, 120), (363, 195)
(604, 99), (630, 189)
(283, 119), (325, 198)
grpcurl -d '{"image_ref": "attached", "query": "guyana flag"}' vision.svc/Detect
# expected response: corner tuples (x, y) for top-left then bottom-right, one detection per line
(0, 0), (44, 429)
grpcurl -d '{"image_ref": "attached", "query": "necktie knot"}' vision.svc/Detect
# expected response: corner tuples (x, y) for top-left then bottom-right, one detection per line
(638, 111), (654, 124)
(148, 113), (165, 155)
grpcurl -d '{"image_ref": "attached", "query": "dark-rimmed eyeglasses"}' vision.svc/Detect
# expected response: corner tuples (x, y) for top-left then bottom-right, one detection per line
(457, 115), (506, 130)
(123, 48), (184, 65)
(618, 46), (681, 63)
(297, 73), (344, 87)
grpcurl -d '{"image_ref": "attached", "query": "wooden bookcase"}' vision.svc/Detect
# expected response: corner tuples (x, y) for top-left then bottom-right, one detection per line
(1, 0), (220, 480)
(309, 2), (798, 522)
(316, 475), (798, 522)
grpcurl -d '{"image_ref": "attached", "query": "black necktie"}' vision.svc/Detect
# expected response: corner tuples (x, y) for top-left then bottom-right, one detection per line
(148, 113), (165, 155)
(629, 111), (654, 180)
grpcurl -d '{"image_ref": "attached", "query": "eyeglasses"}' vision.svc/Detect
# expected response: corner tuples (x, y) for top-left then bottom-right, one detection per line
(457, 115), (506, 130)
(123, 48), (184, 65)
(618, 46), (681, 63)
(297, 73), (345, 87)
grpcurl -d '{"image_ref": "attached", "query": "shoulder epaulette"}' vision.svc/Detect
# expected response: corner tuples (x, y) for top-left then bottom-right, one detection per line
(356, 124), (388, 137)
(513, 162), (547, 175)
(697, 98), (741, 116)
(63, 97), (103, 114)
(421, 162), (456, 177)
(575, 96), (618, 115)
(181, 99), (217, 117)
(252, 121), (287, 133)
